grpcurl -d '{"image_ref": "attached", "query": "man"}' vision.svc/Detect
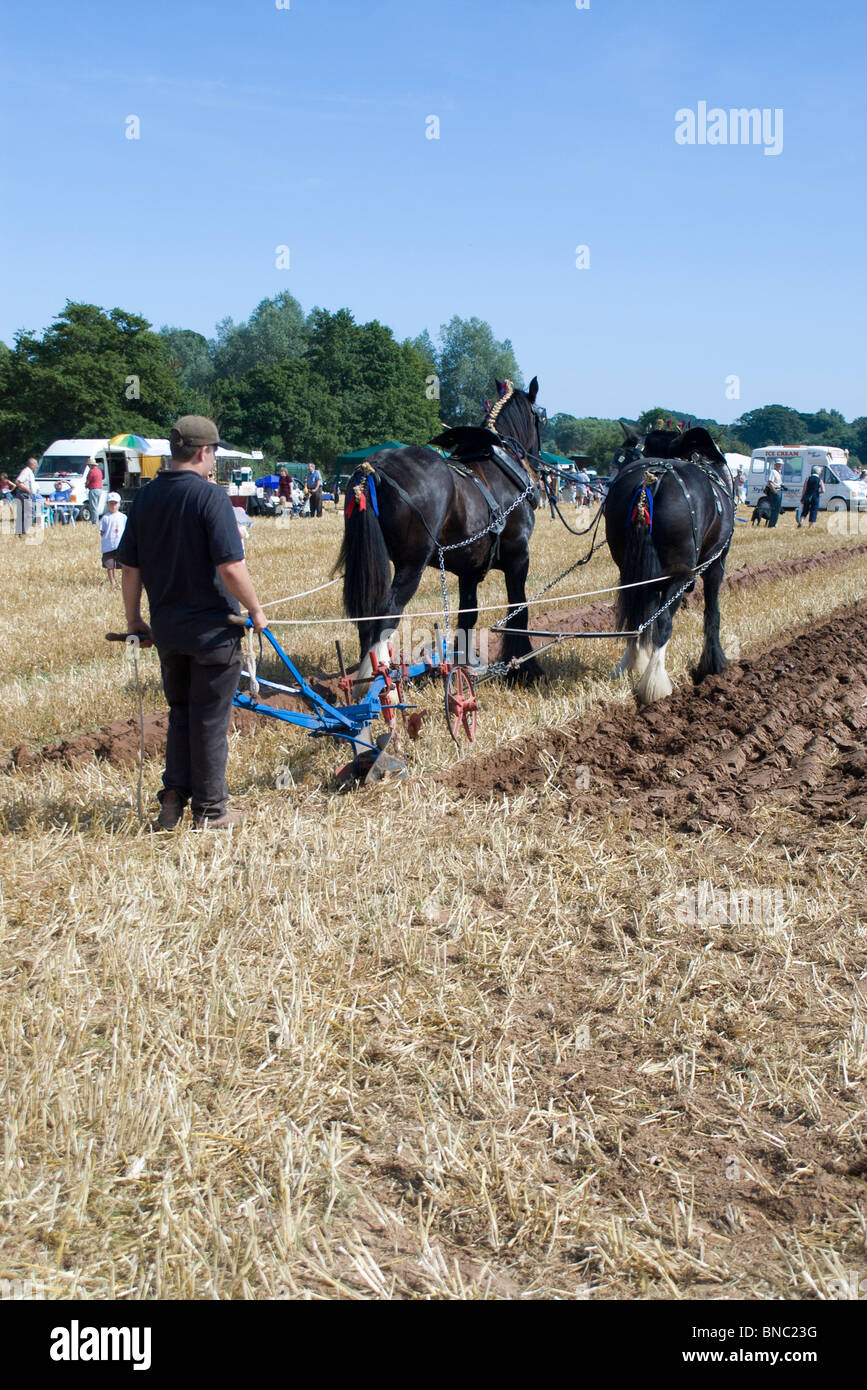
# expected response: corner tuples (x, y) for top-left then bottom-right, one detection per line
(305, 462), (323, 518)
(116, 415), (267, 830)
(574, 466), (591, 506)
(734, 468), (746, 507)
(85, 458), (104, 524)
(51, 475), (73, 524)
(800, 464), (825, 528)
(14, 457), (38, 538)
(766, 461), (783, 528)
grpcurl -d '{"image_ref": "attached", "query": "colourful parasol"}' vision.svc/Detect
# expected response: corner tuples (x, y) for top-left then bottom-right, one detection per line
(109, 433), (151, 451)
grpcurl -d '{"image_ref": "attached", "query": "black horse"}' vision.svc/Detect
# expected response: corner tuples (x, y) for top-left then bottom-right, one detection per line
(604, 424), (735, 704)
(335, 379), (545, 689)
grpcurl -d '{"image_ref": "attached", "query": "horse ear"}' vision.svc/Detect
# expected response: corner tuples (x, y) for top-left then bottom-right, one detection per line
(495, 379), (505, 396)
(620, 421), (633, 440)
(528, 376), (539, 402)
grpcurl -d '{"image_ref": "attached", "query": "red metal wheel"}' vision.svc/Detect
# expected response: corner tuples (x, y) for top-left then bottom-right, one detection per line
(444, 666), (478, 744)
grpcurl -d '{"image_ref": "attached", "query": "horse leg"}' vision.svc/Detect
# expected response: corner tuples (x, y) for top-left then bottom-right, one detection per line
(354, 559), (427, 694)
(611, 637), (651, 681)
(499, 548), (543, 682)
(633, 600), (677, 705)
(457, 572), (481, 667)
(691, 556), (728, 685)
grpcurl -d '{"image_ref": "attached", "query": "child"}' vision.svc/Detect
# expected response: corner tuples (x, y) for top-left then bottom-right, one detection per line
(100, 492), (127, 588)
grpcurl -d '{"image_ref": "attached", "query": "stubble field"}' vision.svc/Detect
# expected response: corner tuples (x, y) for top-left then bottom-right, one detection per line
(1, 501), (865, 1300)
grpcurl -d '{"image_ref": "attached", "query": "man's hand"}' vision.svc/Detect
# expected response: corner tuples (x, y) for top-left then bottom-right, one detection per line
(218, 559), (267, 632)
(128, 617), (153, 640)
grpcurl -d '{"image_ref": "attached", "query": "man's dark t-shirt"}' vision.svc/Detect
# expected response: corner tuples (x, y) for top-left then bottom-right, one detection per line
(116, 471), (245, 653)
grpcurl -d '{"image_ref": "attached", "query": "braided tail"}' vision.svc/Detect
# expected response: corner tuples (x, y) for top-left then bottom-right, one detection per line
(615, 479), (664, 638)
(333, 474), (391, 621)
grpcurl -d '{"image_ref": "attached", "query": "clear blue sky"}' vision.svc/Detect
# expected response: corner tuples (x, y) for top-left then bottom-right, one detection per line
(1, 0), (864, 424)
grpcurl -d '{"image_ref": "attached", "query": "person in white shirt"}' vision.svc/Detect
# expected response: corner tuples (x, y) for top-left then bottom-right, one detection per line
(766, 464), (784, 528)
(14, 457), (38, 537)
(99, 492), (127, 588)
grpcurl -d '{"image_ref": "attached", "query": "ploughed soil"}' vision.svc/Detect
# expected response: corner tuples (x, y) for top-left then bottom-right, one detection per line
(6, 542), (867, 782)
(446, 604), (867, 833)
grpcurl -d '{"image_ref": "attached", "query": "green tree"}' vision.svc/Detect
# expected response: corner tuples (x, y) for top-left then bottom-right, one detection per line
(435, 316), (524, 425)
(0, 302), (182, 456)
(732, 404), (804, 450)
(212, 292), (308, 379)
(158, 327), (215, 394)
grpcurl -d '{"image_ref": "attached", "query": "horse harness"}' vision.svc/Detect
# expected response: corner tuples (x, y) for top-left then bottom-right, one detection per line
(618, 454), (733, 558)
(348, 438), (538, 571)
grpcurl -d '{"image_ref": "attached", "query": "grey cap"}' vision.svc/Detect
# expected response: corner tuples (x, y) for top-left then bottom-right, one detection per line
(170, 415), (231, 449)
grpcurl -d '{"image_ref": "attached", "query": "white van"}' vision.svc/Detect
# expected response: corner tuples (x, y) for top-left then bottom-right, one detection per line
(747, 446), (867, 513)
(34, 440), (109, 516)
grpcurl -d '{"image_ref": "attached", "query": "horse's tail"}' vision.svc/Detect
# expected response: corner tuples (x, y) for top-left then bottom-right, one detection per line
(333, 487), (391, 620)
(615, 485), (664, 638)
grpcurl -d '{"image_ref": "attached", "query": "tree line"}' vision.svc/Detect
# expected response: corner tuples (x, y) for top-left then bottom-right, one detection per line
(0, 294), (862, 471)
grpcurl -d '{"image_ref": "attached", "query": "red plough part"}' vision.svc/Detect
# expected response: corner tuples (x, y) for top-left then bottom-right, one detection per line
(444, 665), (478, 744)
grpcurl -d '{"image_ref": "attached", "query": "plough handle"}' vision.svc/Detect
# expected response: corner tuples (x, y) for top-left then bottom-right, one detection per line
(105, 632), (154, 648)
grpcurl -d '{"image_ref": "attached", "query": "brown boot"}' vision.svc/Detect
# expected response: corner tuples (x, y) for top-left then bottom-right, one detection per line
(193, 808), (243, 831)
(154, 790), (185, 830)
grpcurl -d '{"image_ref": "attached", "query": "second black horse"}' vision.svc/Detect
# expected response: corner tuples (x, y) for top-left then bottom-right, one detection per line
(605, 424), (736, 704)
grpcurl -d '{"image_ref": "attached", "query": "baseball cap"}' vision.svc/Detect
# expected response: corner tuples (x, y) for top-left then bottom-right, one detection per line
(107, 491), (121, 502)
(169, 415), (231, 450)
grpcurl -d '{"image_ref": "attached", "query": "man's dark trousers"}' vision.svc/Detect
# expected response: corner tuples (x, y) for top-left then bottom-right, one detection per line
(158, 641), (242, 818)
(768, 490), (783, 527)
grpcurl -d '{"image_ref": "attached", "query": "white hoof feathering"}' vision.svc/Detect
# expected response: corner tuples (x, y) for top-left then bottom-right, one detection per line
(634, 642), (672, 704)
(353, 630), (397, 699)
(611, 639), (650, 681)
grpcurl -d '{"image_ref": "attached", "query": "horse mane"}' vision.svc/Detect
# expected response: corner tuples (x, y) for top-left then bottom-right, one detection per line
(484, 381), (535, 447)
(483, 380), (516, 433)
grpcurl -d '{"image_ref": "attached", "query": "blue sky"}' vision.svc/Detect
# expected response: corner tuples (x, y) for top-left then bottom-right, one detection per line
(1, 0), (864, 424)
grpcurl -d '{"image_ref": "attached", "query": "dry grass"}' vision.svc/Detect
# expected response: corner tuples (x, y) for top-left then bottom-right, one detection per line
(1, 506), (865, 1300)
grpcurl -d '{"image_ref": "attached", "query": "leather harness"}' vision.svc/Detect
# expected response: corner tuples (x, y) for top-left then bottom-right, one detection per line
(351, 437), (539, 572)
(619, 455), (733, 557)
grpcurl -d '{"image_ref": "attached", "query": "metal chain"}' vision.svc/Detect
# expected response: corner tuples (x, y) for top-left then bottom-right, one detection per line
(492, 505), (607, 632)
(436, 477), (537, 648)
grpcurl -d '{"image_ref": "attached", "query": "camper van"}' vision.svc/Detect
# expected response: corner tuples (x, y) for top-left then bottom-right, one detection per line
(747, 446), (867, 513)
(34, 440), (110, 515)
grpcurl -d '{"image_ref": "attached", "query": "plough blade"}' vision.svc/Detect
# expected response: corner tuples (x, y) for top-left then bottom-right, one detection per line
(362, 731), (408, 785)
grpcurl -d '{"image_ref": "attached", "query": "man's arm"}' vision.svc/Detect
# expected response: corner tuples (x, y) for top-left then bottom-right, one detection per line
(218, 559), (268, 632)
(121, 566), (152, 638)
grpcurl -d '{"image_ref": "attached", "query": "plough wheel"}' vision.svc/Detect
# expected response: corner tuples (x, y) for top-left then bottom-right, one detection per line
(444, 666), (478, 744)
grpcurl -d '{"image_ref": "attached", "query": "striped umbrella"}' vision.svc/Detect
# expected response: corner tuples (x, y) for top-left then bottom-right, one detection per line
(109, 433), (151, 451)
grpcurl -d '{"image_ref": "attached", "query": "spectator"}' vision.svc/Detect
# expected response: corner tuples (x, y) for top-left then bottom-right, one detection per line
(574, 467), (591, 505)
(52, 477), (73, 524)
(0, 473), (12, 500)
(800, 465), (824, 529)
(85, 458), (104, 524)
(766, 462), (783, 528)
(13, 457), (38, 538)
(734, 468), (747, 506)
(277, 467), (293, 504)
(305, 462), (323, 518)
(99, 492), (127, 587)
